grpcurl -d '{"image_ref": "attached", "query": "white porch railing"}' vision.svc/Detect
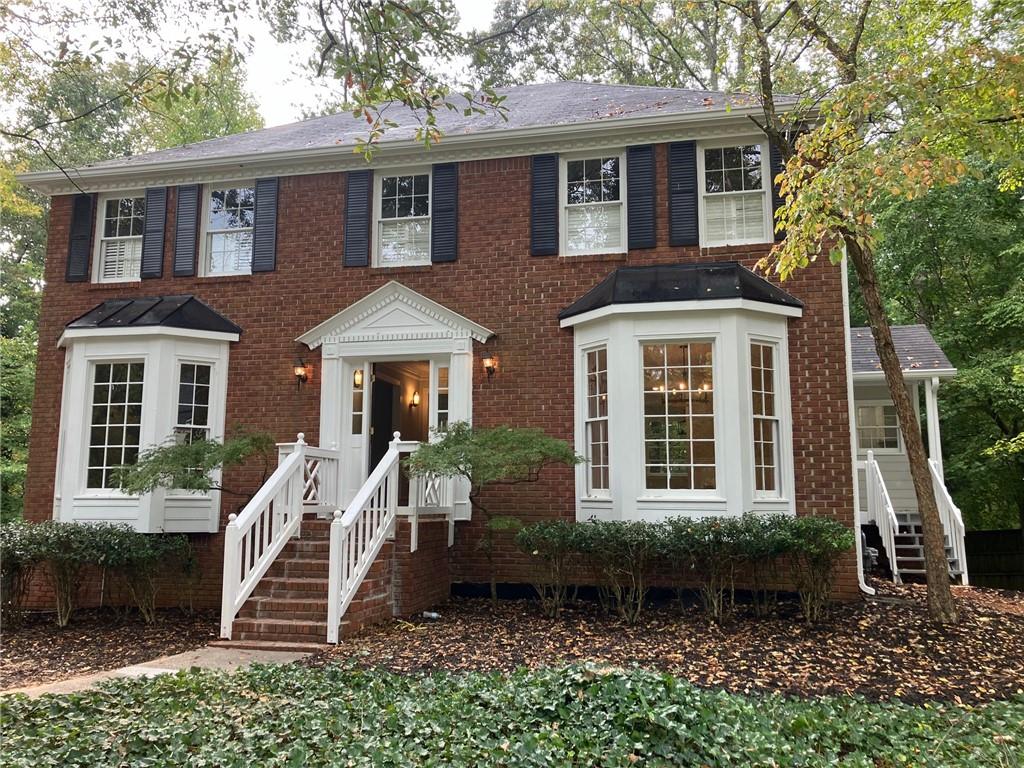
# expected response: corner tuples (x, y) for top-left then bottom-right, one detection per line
(863, 450), (902, 584)
(220, 434), (308, 638)
(929, 458), (969, 585)
(277, 441), (341, 508)
(327, 432), (419, 643)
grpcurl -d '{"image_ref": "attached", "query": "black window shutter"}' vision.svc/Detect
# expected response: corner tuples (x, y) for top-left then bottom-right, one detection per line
(668, 141), (699, 246)
(530, 154), (559, 256)
(173, 184), (201, 277)
(344, 169), (372, 267)
(626, 145), (656, 249)
(769, 142), (786, 241)
(431, 163), (458, 263)
(140, 187), (167, 279)
(66, 193), (96, 282)
(252, 177), (279, 272)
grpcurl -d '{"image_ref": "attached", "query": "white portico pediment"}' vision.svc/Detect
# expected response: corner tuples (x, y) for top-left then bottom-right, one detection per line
(297, 281), (494, 351)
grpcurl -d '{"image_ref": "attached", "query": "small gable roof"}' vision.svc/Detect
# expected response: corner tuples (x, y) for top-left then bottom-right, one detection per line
(559, 262), (803, 322)
(64, 295), (241, 336)
(849, 325), (955, 378)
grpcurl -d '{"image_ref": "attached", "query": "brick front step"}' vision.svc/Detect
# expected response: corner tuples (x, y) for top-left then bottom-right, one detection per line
(253, 576), (330, 597)
(266, 559), (330, 578)
(210, 639), (331, 653)
(237, 596), (329, 620)
(232, 617), (328, 639)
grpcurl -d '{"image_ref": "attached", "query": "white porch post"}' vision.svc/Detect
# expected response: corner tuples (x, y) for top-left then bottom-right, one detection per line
(924, 375), (943, 479)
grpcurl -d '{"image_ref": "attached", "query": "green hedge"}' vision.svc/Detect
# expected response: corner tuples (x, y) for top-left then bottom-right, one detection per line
(1, 664), (1020, 767)
(516, 514), (854, 624)
(0, 520), (193, 627)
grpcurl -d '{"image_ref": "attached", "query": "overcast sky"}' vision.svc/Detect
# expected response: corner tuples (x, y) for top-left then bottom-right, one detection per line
(245, 0), (499, 127)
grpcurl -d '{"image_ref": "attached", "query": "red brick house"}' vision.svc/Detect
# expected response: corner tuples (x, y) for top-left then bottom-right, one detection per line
(19, 82), (965, 646)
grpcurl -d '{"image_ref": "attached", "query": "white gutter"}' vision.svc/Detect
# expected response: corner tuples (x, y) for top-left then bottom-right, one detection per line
(852, 369), (957, 381)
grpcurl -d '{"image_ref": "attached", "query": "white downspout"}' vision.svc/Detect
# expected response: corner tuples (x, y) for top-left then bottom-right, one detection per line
(841, 253), (875, 595)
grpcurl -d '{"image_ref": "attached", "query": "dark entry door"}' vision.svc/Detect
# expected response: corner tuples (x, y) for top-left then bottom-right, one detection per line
(369, 378), (395, 471)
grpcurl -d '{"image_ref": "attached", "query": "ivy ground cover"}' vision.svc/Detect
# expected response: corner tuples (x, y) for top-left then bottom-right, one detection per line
(2, 664), (1022, 767)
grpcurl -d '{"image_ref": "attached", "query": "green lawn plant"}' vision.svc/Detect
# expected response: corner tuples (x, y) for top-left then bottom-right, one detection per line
(514, 519), (578, 618)
(787, 516), (857, 624)
(0, 519), (41, 626)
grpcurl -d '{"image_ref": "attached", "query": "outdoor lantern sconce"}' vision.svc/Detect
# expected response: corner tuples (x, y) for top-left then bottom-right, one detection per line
(482, 355), (497, 380)
(353, 368), (364, 388)
(294, 359), (310, 390)
(410, 391), (421, 410)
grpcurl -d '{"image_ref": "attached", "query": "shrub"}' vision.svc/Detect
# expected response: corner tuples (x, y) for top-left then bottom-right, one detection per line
(574, 520), (661, 624)
(0, 519), (42, 626)
(787, 516), (855, 624)
(98, 527), (192, 624)
(737, 513), (793, 617)
(514, 520), (578, 618)
(665, 516), (746, 623)
(29, 520), (101, 627)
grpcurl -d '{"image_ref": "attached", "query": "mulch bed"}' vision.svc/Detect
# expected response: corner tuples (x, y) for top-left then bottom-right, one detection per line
(308, 583), (1024, 704)
(0, 610), (218, 691)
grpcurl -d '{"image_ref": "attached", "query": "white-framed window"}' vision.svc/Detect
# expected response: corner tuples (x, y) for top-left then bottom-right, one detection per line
(375, 170), (431, 266)
(87, 361), (144, 489)
(202, 184), (255, 276)
(698, 142), (771, 247)
(561, 154), (626, 256)
(94, 193), (145, 282)
(175, 362), (213, 444)
(856, 403), (901, 452)
(584, 346), (610, 494)
(436, 365), (449, 429)
(641, 341), (716, 492)
(750, 341), (781, 496)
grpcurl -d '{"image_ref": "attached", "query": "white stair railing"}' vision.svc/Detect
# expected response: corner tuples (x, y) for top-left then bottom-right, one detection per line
(864, 450), (901, 584)
(928, 458), (969, 585)
(219, 434), (307, 638)
(277, 441), (341, 508)
(326, 432), (419, 643)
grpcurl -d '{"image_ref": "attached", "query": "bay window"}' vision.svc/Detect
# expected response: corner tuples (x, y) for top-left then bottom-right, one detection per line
(175, 363), (213, 444)
(562, 155), (626, 255)
(95, 194), (145, 281)
(204, 185), (255, 276)
(700, 143), (770, 246)
(87, 362), (144, 489)
(377, 171), (431, 266)
(584, 347), (609, 493)
(751, 342), (780, 495)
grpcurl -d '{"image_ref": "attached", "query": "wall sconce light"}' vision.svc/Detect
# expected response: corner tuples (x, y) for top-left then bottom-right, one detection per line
(294, 359), (310, 390)
(482, 355), (497, 380)
(353, 368), (364, 388)
(410, 390), (421, 409)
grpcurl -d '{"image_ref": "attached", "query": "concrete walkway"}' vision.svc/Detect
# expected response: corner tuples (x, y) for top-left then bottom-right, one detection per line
(2, 645), (311, 698)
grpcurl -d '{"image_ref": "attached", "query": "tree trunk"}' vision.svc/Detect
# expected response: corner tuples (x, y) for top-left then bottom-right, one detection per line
(846, 236), (958, 623)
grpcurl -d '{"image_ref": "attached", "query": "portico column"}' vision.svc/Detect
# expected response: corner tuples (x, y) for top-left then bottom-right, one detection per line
(924, 375), (943, 479)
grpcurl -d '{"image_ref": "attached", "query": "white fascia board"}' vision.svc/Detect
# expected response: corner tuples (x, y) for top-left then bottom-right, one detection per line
(559, 299), (803, 328)
(851, 368), (957, 382)
(19, 104), (796, 195)
(58, 326), (240, 347)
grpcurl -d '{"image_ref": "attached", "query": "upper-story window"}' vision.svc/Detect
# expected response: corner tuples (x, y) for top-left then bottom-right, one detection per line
(700, 143), (770, 247)
(95, 194), (145, 282)
(203, 185), (255, 276)
(562, 155), (626, 256)
(376, 171), (431, 266)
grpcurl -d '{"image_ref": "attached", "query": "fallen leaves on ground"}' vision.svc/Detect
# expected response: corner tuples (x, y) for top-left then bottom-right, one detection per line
(0, 610), (218, 690)
(309, 583), (1024, 704)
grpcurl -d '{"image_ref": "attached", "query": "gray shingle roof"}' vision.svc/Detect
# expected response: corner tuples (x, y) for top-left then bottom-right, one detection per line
(80, 82), (783, 171)
(849, 325), (954, 376)
(559, 262), (802, 320)
(67, 295), (241, 335)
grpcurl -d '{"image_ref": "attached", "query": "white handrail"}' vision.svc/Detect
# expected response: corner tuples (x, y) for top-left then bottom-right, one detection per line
(277, 441), (341, 507)
(928, 458), (969, 585)
(219, 434), (306, 638)
(864, 451), (901, 584)
(326, 432), (416, 643)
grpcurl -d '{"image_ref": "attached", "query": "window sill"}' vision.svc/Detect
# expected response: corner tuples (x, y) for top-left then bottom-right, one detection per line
(699, 239), (773, 250)
(89, 281), (142, 291)
(637, 493), (726, 503)
(372, 263), (434, 275)
(192, 275), (254, 286)
(558, 251), (628, 264)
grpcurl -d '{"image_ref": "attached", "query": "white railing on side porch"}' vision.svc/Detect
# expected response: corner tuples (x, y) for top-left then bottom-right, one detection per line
(929, 458), (969, 585)
(277, 440), (341, 508)
(326, 432), (426, 644)
(864, 450), (902, 585)
(220, 434), (310, 638)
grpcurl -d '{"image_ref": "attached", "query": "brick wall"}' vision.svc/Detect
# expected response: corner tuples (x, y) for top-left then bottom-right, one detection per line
(24, 142), (858, 612)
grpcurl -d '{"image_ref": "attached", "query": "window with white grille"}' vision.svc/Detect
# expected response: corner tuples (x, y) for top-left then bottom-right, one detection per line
(857, 404), (901, 452)
(585, 347), (609, 493)
(175, 363), (212, 444)
(96, 196), (145, 281)
(87, 362), (144, 489)
(377, 173), (431, 266)
(700, 144), (769, 246)
(563, 156), (625, 255)
(205, 186), (255, 275)
(751, 342), (780, 495)
(436, 366), (449, 429)
(641, 341), (716, 491)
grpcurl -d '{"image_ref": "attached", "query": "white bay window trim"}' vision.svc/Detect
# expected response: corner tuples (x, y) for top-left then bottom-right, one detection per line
(560, 152), (627, 257)
(748, 337), (789, 500)
(54, 331), (234, 533)
(697, 139), (773, 248)
(373, 167), (432, 267)
(93, 191), (146, 283)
